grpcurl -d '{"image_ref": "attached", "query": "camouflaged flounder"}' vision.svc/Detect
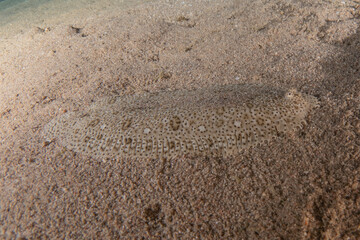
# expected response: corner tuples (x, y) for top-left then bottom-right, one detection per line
(43, 84), (319, 159)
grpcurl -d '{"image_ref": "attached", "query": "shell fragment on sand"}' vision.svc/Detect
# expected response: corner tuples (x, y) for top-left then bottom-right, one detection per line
(43, 84), (319, 159)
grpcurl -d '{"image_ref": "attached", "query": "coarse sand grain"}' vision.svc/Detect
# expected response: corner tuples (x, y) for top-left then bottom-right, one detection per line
(1, 0), (359, 239)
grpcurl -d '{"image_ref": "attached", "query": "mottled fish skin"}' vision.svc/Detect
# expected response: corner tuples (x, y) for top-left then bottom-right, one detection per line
(43, 84), (319, 159)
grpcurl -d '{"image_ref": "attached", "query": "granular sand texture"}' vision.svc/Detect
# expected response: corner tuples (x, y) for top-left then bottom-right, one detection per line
(43, 84), (319, 159)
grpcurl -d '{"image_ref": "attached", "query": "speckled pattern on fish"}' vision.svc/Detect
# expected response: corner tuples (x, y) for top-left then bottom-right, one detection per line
(43, 84), (319, 159)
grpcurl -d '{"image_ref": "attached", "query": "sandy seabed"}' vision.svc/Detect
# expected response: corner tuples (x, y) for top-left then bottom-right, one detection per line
(0, 0), (360, 239)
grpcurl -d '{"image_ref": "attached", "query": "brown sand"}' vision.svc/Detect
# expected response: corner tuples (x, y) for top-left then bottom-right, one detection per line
(0, 0), (359, 239)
